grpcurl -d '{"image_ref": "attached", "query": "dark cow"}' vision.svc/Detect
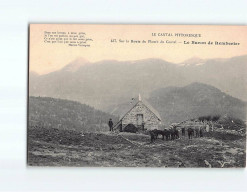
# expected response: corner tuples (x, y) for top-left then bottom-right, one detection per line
(163, 128), (171, 140)
(152, 129), (166, 140)
(170, 126), (179, 140)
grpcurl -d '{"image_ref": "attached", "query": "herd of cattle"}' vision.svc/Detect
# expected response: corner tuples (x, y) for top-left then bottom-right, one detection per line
(149, 125), (205, 142)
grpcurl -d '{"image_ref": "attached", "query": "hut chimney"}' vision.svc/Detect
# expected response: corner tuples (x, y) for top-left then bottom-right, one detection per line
(139, 94), (142, 101)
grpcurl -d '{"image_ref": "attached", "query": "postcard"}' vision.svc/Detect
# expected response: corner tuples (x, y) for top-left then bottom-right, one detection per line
(28, 24), (246, 167)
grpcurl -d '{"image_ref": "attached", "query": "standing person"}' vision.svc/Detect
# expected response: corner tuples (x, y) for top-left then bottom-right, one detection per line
(200, 126), (204, 137)
(142, 121), (145, 131)
(206, 124), (210, 132)
(195, 126), (199, 137)
(191, 128), (194, 137)
(182, 127), (185, 136)
(108, 118), (113, 131)
(170, 126), (175, 140)
(149, 130), (155, 143)
(188, 128), (193, 139)
(211, 122), (214, 131)
(172, 125), (179, 139)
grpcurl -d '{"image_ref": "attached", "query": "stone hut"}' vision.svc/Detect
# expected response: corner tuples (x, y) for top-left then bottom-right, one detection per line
(114, 95), (161, 132)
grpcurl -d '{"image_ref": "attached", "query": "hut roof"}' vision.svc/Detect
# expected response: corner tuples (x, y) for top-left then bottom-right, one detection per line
(119, 98), (161, 121)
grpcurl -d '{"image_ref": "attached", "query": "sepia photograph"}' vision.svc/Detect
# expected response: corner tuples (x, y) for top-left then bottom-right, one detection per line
(28, 24), (247, 168)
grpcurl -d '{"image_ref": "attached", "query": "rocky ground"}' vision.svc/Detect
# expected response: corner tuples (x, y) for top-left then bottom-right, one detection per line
(28, 126), (246, 167)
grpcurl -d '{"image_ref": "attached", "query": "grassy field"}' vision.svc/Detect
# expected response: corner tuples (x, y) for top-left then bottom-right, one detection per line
(28, 126), (246, 167)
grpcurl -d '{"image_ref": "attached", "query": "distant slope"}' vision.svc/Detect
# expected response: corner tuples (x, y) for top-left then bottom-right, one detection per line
(148, 82), (246, 124)
(29, 96), (118, 132)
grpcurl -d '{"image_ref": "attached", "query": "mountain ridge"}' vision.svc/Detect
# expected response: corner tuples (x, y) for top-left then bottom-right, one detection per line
(29, 55), (247, 111)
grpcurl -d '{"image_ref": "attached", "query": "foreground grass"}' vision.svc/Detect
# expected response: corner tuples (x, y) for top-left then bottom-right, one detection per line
(28, 126), (246, 167)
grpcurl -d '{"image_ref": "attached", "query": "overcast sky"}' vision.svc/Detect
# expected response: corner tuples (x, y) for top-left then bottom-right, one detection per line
(30, 24), (247, 74)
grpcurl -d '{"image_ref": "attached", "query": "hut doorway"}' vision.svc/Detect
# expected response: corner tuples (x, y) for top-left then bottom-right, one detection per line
(137, 114), (144, 130)
(137, 114), (143, 125)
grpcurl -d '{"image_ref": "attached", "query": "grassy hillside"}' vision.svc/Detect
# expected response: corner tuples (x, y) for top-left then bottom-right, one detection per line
(29, 96), (118, 132)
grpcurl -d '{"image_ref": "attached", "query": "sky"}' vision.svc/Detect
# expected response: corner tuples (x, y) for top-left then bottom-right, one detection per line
(29, 24), (247, 74)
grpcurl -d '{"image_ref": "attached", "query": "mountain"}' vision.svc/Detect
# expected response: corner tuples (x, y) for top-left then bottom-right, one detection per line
(61, 57), (90, 72)
(29, 96), (118, 132)
(29, 58), (183, 111)
(147, 82), (246, 125)
(109, 82), (246, 125)
(29, 55), (247, 111)
(180, 55), (247, 101)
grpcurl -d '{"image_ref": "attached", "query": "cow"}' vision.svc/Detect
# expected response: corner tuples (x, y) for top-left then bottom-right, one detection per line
(152, 129), (166, 140)
(163, 128), (171, 140)
(170, 126), (179, 140)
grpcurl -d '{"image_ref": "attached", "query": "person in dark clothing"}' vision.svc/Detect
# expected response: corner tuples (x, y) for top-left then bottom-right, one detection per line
(181, 127), (185, 136)
(108, 118), (113, 131)
(199, 127), (204, 137)
(174, 126), (179, 139)
(191, 128), (195, 137)
(149, 130), (156, 143)
(188, 128), (194, 139)
(195, 127), (199, 138)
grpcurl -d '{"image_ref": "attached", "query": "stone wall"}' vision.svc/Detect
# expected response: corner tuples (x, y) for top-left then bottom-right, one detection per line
(122, 101), (160, 130)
